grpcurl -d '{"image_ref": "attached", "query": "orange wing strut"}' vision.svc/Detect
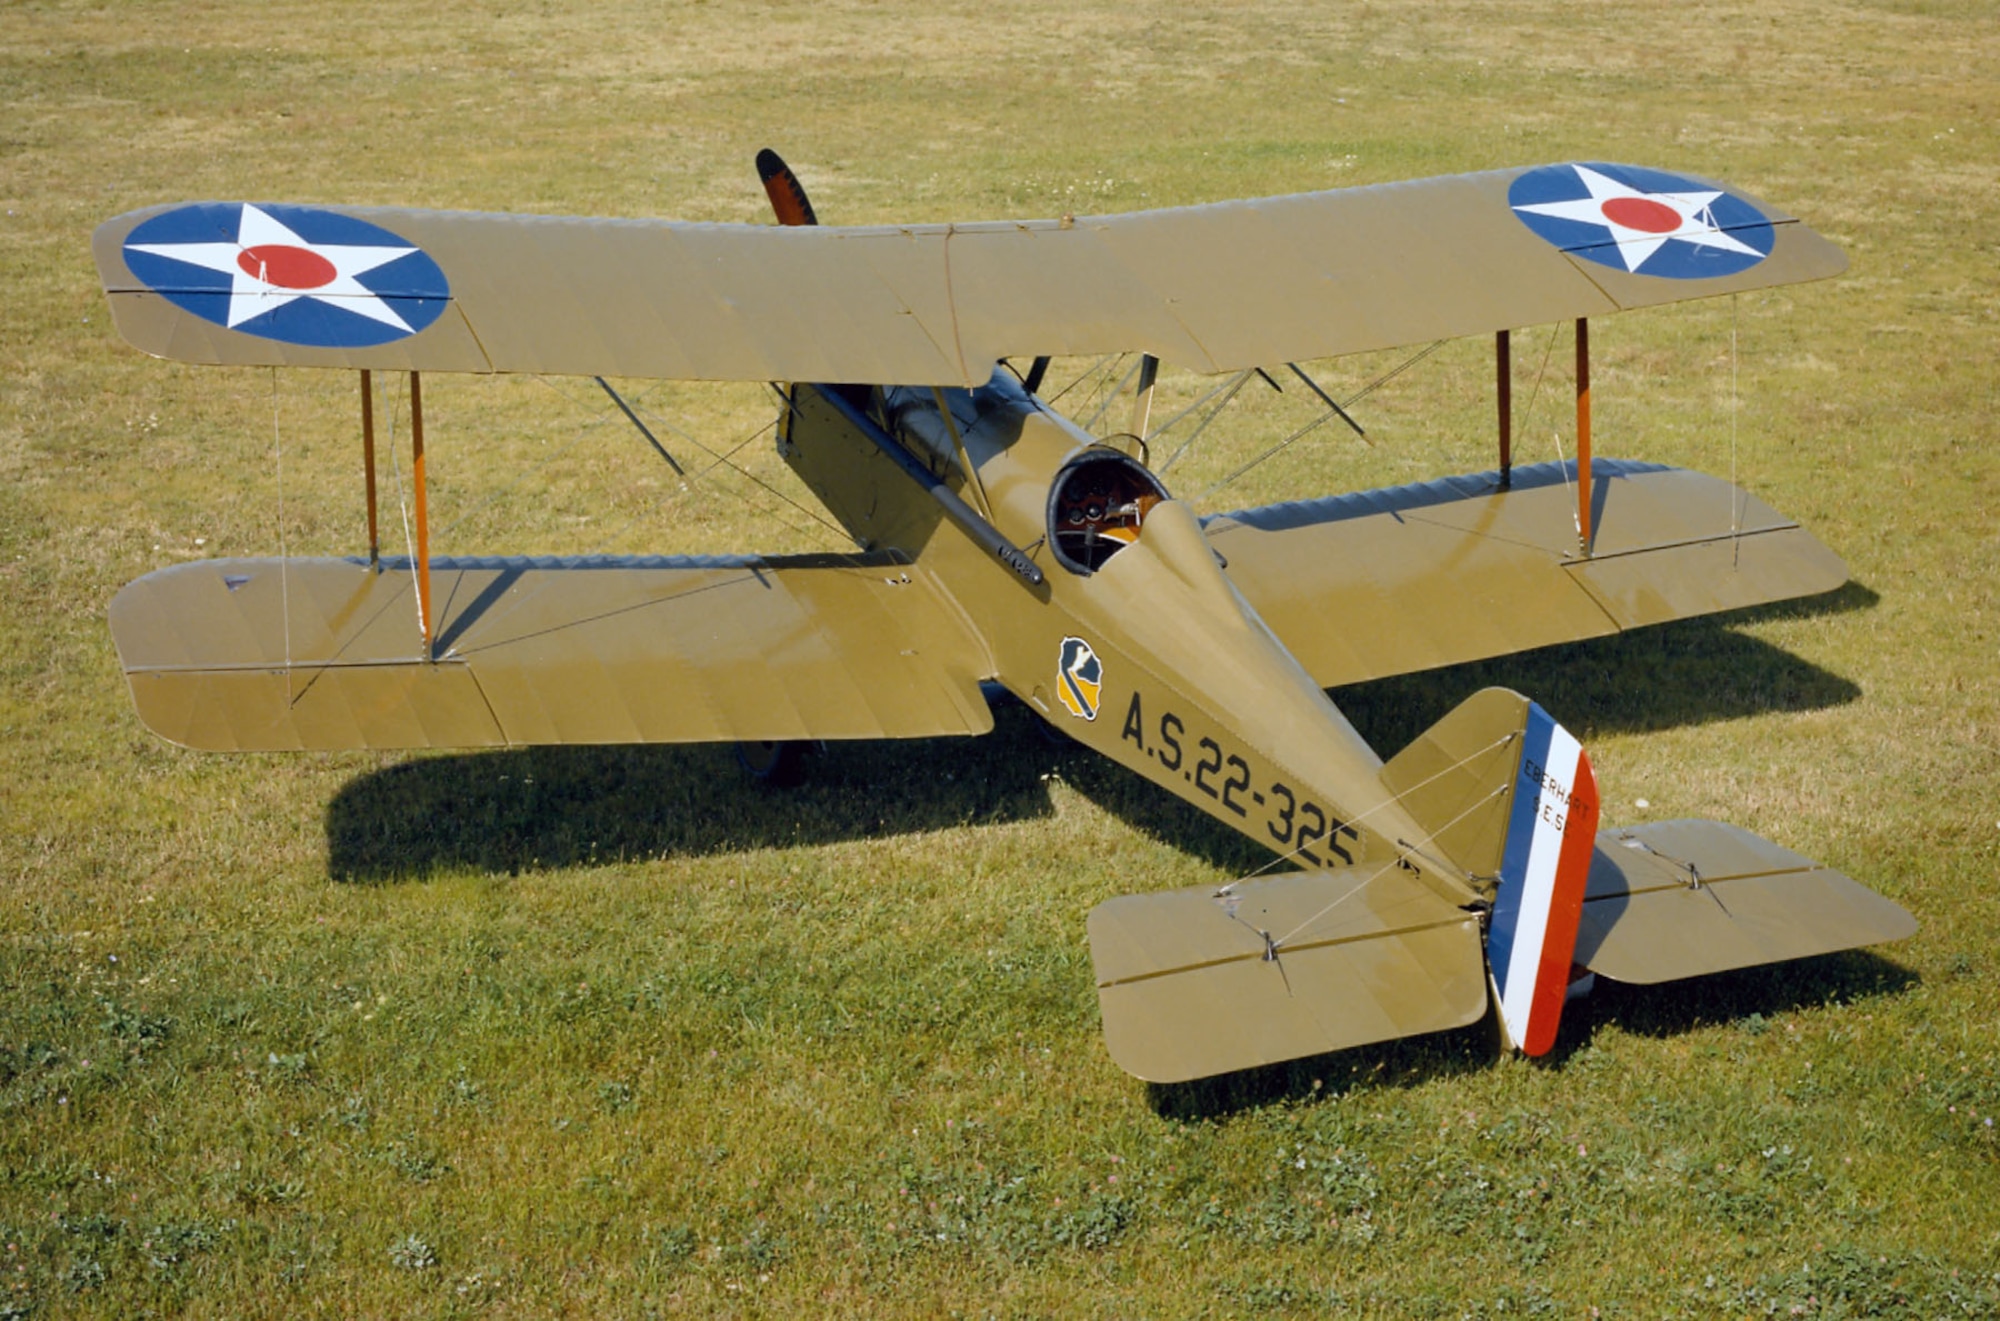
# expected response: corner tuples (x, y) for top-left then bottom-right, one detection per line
(410, 370), (432, 655)
(360, 370), (380, 565)
(1574, 317), (1591, 554)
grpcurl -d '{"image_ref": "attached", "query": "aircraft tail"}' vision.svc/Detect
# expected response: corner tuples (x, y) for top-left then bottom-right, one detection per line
(1380, 688), (1599, 1056)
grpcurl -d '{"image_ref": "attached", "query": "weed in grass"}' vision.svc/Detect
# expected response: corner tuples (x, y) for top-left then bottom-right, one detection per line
(374, 1135), (451, 1184)
(389, 1233), (437, 1273)
(141, 1217), (226, 1276)
(61, 1255), (106, 1293)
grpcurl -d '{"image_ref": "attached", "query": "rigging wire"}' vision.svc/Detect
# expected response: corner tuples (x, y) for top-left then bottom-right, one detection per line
(1155, 369), (1255, 475)
(527, 375), (852, 547)
(1042, 354), (1116, 407)
(1080, 355), (1143, 433)
(1219, 729), (1517, 893)
(380, 373), (425, 647)
(1233, 727), (1527, 958)
(1267, 773), (1513, 953)
(1193, 340), (1446, 506)
(1730, 294), (1742, 566)
(269, 368), (292, 674)
(1512, 322), (1576, 534)
(1192, 410), (1340, 506)
(436, 381), (869, 657)
(1053, 354), (1128, 419)
(1202, 726), (1525, 963)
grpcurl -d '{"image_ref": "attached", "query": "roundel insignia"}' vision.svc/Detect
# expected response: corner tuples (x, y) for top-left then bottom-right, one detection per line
(121, 202), (450, 348)
(1056, 636), (1103, 722)
(1508, 162), (1775, 280)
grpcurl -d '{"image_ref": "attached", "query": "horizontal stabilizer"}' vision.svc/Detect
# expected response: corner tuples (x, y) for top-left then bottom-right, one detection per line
(1576, 820), (1915, 983)
(1089, 865), (1485, 1083)
(108, 554), (994, 750)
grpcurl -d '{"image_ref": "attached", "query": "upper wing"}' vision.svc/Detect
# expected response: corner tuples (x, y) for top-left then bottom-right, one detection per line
(109, 553), (995, 751)
(1207, 459), (1848, 690)
(93, 163), (1844, 387)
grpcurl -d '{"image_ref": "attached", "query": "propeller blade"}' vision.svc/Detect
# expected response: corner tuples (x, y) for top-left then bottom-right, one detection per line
(755, 148), (819, 227)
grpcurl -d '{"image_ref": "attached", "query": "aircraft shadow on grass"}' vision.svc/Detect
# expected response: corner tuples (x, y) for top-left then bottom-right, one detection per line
(324, 715), (1063, 883)
(327, 586), (1871, 885)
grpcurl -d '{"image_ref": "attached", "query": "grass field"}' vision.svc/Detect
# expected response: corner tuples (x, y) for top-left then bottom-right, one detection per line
(4, 1), (1998, 1315)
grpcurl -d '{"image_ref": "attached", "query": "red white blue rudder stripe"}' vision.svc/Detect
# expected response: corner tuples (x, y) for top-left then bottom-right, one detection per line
(1486, 703), (1600, 1057)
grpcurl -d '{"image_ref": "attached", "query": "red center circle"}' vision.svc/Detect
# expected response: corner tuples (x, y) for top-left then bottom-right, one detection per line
(1599, 196), (1683, 234)
(236, 244), (337, 289)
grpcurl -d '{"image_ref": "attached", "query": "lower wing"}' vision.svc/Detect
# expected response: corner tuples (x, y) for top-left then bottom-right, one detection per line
(109, 553), (995, 751)
(1206, 459), (1847, 690)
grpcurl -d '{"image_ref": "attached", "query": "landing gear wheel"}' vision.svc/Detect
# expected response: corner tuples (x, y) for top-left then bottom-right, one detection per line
(735, 739), (807, 787)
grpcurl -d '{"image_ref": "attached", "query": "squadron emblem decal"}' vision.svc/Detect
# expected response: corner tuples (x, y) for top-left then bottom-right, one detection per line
(122, 202), (450, 348)
(1056, 636), (1103, 721)
(1508, 162), (1775, 280)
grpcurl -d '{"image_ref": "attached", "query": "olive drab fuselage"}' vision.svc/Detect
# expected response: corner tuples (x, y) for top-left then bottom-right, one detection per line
(779, 370), (1480, 909)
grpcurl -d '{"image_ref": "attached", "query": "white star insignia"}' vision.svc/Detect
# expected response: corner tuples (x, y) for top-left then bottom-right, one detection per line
(1512, 165), (1766, 273)
(127, 203), (419, 332)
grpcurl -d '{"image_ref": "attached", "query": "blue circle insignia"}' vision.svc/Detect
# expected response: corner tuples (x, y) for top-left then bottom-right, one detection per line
(1508, 162), (1775, 280)
(122, 202), (450, 348)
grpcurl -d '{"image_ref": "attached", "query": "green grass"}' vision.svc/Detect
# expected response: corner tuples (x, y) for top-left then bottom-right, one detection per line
(4, 0), (1999, 1314)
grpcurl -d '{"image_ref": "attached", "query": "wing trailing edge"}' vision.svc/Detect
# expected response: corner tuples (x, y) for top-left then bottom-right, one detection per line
(108, 555), (995, 751)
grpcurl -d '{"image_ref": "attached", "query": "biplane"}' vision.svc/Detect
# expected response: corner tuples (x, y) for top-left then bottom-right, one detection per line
(92, 153), (1914, 1083)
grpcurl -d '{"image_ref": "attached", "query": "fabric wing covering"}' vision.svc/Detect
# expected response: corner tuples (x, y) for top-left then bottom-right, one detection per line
(94, 164), (1845, 386)
(1206, 459), (1849, 690)
(1089, 864), (1489, 1084)
(107, 554), (995, 751)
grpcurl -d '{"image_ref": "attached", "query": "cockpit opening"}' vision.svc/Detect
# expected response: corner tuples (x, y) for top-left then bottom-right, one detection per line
(1046, 448), (1170, 575)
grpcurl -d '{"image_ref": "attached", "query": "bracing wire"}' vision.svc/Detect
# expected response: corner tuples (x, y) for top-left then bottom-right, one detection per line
(1517, 322), (1577, 536)
(1517, 320), (1562, 467)
(1156, 370), (1255, 475)
(1730, 294), (1742, 566)
(436, 381), (873, 657)
(1194, 340), (1446, 506)
(1193, 410), (1339, 506)
(381, 373), (425, 646)
(1223, 729), (1516, 893)
(1268, 772), (1514, 953)
(269, 368), (292, 674)
(1043, 354), (1117, 407)
(1080, 355), (1142, 433)
(1553, 426), (1578, 541)
(1200, 728), (1526, 968)
(527, 375), (854, 548)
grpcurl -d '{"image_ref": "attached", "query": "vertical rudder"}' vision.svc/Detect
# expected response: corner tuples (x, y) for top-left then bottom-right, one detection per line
(1487, 703), (1600, 1056)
